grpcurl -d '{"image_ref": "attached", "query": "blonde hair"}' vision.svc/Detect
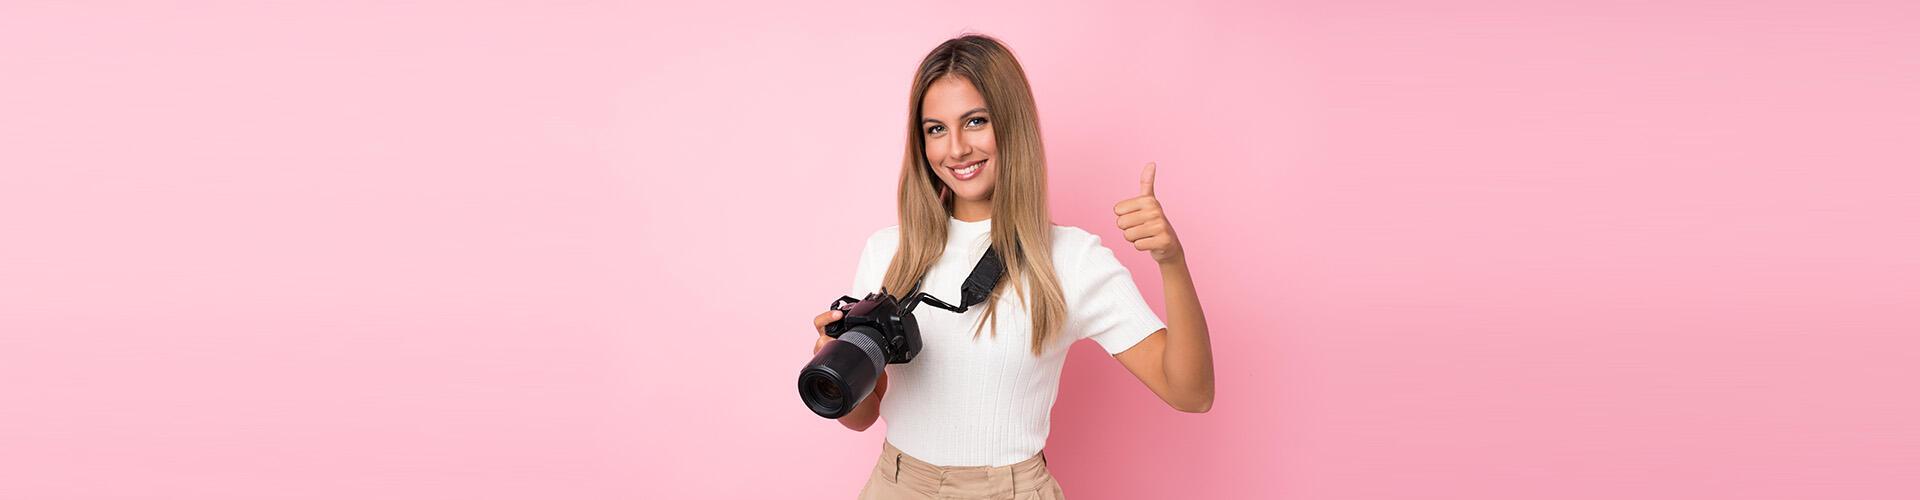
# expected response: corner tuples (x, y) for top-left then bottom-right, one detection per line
(883, 34), (1066, 356)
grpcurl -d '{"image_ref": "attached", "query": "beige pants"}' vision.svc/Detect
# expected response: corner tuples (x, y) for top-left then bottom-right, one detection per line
(857, 441), (1065, 500)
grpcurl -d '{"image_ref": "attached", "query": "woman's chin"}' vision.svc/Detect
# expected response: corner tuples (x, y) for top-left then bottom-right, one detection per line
(952, 191), (992, 205)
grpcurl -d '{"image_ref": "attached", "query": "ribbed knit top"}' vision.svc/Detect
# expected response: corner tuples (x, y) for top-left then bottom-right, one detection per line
(849, 217), (1165, 466)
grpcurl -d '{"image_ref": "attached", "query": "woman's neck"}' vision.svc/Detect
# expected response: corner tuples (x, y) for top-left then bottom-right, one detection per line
(952, 198), (991, 222)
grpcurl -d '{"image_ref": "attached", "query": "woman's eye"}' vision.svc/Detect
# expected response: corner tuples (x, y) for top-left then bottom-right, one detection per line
(967, 117), (988, 128)
(925, 125), (945, 135)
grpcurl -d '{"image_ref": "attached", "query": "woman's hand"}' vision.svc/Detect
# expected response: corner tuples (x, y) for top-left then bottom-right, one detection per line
(1114, 162), (1185, 264)
(812, 309), (843, 354)
(1109, 162), (1215, 413)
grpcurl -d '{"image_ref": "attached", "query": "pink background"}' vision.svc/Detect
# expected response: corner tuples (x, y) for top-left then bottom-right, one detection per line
(3, 1), (1916, 499)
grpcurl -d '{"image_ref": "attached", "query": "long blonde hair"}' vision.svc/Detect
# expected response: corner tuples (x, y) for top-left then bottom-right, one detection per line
(882, 34), (1066, 356)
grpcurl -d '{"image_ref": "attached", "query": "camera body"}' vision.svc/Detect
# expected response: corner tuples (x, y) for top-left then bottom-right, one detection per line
(823, 291), (923, 363)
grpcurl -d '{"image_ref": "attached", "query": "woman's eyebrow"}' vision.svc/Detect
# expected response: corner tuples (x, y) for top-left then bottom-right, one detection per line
(922, 107), (991, 125)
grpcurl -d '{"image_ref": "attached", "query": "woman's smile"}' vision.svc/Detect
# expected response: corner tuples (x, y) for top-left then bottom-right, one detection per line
(948, 159), (987, 181)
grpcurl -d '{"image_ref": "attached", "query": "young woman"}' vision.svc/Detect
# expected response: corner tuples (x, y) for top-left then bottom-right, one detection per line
(809, 34), (1216, 500)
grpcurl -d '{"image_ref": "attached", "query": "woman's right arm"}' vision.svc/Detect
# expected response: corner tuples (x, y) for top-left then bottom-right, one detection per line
(814, 310), (887, 431)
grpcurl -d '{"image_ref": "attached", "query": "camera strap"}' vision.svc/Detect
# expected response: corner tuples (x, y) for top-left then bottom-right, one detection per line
(905, 245), (1005, 314)
(957, 245), (1004, 309)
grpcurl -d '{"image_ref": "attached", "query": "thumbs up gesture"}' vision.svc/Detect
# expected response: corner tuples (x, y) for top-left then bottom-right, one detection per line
(1113, 162), (1185, 264)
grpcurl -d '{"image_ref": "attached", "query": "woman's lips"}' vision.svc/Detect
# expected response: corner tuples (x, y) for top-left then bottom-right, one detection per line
(948, 159), (986, 181)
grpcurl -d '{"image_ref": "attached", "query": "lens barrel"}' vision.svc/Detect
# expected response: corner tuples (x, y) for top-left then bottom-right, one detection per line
(798, 326), (887, 418)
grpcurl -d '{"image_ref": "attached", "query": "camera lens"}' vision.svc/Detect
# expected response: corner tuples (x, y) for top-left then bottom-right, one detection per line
(814, 379), (842, 401)
(801, 372), (845, 415)
(798, 326), (886, 418)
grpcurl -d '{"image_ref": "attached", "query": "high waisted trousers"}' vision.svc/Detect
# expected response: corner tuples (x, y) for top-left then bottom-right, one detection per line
(857, 441), (1065, 499)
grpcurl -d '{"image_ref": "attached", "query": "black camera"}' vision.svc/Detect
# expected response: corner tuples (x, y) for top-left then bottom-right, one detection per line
(799, 247), (1004, 418)
(797, 289), (924, 419)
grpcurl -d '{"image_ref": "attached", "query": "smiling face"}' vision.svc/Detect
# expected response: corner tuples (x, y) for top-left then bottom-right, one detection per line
(921, 75), (997, 215)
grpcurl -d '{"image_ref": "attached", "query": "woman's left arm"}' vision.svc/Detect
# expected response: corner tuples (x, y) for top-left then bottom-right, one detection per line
(1111, 162), (1216, 413)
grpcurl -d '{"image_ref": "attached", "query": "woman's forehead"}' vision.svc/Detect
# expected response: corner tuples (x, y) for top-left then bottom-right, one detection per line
(923, 76), (986, 118)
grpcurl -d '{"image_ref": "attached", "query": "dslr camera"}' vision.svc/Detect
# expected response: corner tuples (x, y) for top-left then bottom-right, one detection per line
(798, 247), (1003, 418)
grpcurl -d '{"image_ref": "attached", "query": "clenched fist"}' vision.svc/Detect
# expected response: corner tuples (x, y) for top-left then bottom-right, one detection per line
(1113, 162), (1185, 264)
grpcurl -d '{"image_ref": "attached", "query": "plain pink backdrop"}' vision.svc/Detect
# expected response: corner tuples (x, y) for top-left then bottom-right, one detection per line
(3, 1), (1916, 499)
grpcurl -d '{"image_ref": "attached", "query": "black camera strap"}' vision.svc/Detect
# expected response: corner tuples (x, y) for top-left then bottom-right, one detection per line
(904, 245), (1005, 314)
(958, 245), (1004, 309)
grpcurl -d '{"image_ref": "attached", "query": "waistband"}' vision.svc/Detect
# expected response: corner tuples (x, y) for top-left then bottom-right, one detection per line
(877, 440), (1051, 497)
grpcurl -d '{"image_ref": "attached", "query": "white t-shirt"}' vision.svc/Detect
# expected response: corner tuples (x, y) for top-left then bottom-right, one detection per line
(849, 216), (1166, 467)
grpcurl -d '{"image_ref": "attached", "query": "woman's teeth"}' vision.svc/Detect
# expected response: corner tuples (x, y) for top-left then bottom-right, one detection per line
(950, 160), (984, 180)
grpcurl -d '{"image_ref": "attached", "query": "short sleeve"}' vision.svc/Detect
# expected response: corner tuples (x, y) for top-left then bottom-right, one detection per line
(850, 228), (896, 298)
(1065, 233), (1167, 355)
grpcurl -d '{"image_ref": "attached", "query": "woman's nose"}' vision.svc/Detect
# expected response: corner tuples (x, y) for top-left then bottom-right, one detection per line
(947, 133), (972, 160)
